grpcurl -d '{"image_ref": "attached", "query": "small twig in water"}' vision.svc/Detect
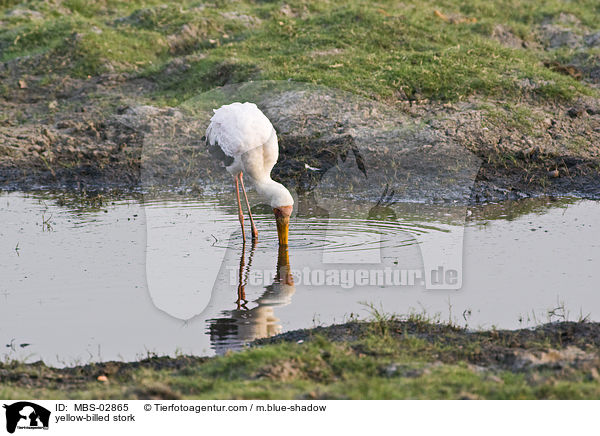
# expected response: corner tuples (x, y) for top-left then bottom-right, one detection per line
(42, 213), (54, 232)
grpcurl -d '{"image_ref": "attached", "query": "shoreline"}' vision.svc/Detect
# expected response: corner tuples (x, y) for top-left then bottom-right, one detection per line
(2, 319), (600, 399)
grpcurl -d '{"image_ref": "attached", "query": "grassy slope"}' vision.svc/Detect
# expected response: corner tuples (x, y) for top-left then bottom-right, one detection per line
(1, 0), (599, 194)
(2, 318), (600, 400)
(1, 0), (598, 104)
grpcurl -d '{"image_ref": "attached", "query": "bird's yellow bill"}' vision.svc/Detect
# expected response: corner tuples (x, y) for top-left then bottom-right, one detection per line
(276, 216), (290, 246)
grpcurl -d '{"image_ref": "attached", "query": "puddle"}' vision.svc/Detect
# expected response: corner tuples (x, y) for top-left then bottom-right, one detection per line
(0, 191), (597, 365)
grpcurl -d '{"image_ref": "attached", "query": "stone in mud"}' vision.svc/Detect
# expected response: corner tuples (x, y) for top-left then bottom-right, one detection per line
(5, 8), (44, 20)
(162, 57), (191, 76)
(550, 13), (581, 26)
(167, 23), (210, 54)
(567, 52), (600, 84)
(491, 25), (524, 49)
(510, 346), (597, 371)
(567, 106), (586, 118)
(382, 363), (436, 378)
(255, 360), (301, 381)
(538, 24), (582, 49)
(585, 31), (600, 47)
(220, 11), (262, 27)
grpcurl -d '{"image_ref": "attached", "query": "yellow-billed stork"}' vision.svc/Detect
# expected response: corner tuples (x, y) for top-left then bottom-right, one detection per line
(206, 102), (294, 245)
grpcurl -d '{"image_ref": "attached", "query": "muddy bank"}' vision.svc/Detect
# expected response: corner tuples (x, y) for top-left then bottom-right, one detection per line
(0, 355), (206, 395)
(3, 320), (600, 399)
(1, 74), (599, 202)
(258, 320), (600, 371)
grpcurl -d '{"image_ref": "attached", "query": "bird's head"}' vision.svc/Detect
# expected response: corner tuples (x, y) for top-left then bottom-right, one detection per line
(273, 205), (293, 246)
(255, 179), (294, 246)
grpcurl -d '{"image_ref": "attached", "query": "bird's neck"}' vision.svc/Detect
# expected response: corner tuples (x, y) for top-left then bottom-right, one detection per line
(253, 177), (293, 208)
(254, 177), (282, 200)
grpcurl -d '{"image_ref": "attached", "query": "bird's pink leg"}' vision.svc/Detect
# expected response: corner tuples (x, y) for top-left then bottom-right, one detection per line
(239, 172), (258, 240)
(235, 175), (246, 242)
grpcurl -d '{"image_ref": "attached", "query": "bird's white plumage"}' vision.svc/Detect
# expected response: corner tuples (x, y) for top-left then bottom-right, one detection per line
(206, 102), (294, 209)
(206, 102), (274, 158)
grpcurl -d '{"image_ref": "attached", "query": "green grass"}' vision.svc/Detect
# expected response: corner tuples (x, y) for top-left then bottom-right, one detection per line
(1, 0), (598, 104)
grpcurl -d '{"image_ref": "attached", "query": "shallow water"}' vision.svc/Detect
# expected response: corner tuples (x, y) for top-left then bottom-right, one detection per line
(0, 191), (597, 365)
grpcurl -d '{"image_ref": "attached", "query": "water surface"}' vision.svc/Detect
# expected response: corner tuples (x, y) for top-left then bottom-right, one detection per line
(0, 191), (597, 365)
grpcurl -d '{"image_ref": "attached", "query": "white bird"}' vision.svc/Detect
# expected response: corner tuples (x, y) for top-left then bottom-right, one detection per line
(206, 102), (294, 245)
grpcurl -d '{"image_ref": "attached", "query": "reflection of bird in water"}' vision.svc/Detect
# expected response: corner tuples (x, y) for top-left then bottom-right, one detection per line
(208, 244), (295, 355)
(206, 102), (294, 244)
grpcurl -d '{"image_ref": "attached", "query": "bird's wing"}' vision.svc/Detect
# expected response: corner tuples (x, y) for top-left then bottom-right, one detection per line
(206, 102), (275, 158)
